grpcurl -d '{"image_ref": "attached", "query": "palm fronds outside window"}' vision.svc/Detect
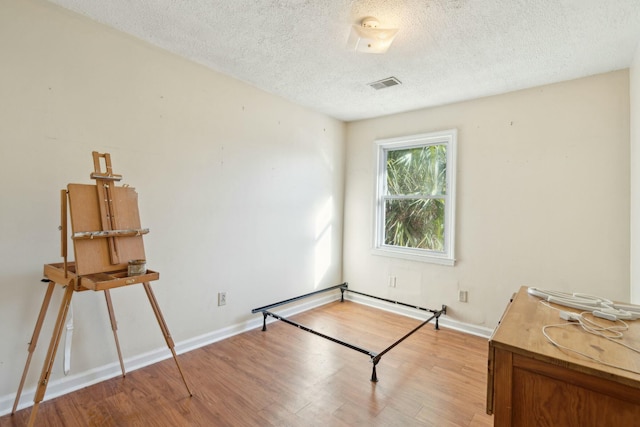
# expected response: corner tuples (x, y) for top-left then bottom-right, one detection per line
(384, 144), (447, 251)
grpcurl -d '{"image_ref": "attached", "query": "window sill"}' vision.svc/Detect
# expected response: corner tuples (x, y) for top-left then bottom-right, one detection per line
(371, 247), (456, 266)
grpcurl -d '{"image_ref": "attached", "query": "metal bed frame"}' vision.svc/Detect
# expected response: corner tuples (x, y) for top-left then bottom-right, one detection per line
(251, 282), (447, 382)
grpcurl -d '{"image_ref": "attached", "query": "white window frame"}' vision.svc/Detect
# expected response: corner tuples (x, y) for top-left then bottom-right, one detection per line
(373, 129), (457, 265)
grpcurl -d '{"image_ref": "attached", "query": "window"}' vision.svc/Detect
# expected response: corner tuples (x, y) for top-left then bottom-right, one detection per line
(373, 129), (457, 265)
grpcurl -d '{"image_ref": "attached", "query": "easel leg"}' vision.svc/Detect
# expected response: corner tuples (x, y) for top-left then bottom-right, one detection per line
(142, 282), (193, 396)
(12, 281), (56, 415)
(28, 284), (75, 427)
(104, 290), (126, 377)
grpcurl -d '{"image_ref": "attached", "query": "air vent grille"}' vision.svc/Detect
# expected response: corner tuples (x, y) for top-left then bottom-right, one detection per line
(368, 76), (402, 90)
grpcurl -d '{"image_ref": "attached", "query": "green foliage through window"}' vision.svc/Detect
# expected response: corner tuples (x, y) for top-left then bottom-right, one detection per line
(384, 144), (447, 251)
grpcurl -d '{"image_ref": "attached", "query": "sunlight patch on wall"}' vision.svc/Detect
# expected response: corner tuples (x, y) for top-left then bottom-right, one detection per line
(314, 197), (333, 287)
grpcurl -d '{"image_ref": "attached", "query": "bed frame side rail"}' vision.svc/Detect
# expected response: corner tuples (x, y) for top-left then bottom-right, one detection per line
(251, 282), (348, 317)
(260, 309), (377, 359)
(344, 288), (447, 329)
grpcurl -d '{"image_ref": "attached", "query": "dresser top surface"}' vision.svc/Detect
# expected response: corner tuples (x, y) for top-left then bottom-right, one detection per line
(491, 286), (640, 387)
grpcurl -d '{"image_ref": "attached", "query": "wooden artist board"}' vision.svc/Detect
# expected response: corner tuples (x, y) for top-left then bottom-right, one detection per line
(68, 183), (145, 276)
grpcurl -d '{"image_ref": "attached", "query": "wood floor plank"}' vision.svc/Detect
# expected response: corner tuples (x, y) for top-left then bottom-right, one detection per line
(2, 301), (493, 426)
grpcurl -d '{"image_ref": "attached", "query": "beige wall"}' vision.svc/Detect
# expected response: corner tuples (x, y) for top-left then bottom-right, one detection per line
(344, 71), (630, 330)
(0, 0), (345, 410)
(631, 41), (640, 304)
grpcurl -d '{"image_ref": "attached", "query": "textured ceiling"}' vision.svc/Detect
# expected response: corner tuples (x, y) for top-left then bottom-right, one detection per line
(47, 0), (640, 121)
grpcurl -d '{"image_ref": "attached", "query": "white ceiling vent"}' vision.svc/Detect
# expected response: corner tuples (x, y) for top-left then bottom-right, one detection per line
(368, 76), (402, 90)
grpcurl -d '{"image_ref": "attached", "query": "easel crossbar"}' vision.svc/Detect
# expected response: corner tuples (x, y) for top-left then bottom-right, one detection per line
(72, 228), (149, 240)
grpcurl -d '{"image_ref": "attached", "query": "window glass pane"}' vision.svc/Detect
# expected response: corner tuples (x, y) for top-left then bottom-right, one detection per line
(386, 145), (447, 196)
(384, 198), (445, 251)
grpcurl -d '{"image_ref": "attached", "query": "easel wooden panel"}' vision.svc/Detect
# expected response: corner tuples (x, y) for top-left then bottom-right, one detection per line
(68, 184), (145, 275)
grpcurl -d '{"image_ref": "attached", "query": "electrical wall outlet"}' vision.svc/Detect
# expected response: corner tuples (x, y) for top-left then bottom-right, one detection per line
(218, 292), (227, 306)
(388, 276), (397, 288)
(458, 290), (468, 303)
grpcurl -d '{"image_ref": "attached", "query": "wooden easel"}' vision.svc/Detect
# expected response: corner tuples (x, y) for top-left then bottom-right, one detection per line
(12, 152), (192, 427)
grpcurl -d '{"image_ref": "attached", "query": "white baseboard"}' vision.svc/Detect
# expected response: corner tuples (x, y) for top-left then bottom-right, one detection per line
(0, 289), (490, 416)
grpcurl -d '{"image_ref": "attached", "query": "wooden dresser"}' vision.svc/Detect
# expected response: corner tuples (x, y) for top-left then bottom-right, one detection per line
(487, 286), (640, 426)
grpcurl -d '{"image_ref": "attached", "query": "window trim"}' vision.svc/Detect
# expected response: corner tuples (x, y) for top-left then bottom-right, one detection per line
(372, 129), (457, 265)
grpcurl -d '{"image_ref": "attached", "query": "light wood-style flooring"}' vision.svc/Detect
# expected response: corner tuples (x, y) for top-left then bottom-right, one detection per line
(2, 300), (494, 426)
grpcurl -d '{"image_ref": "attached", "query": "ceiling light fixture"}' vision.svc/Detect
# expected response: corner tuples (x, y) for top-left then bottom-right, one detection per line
(347, 17), (398, 54)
